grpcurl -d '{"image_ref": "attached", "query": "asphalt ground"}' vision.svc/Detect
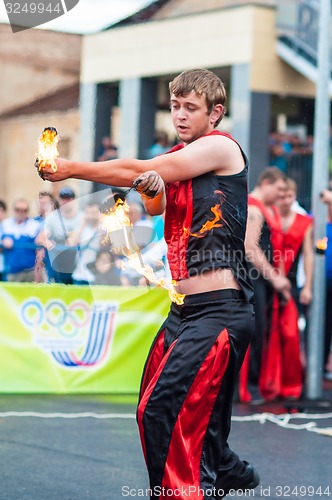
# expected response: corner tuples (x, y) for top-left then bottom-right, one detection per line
(0, 384), (331, 500)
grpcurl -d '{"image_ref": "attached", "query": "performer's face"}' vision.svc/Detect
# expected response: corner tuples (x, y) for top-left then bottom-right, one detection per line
(170, 91), (221, 145)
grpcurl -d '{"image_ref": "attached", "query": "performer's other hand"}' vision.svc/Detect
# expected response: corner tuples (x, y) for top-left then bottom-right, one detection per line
(320, 189), (332, 205)
(272, 274), (292, 303)
(133, 170), (165, 198)
(35, 157), (71, 182)
(299, 286), (312, 305)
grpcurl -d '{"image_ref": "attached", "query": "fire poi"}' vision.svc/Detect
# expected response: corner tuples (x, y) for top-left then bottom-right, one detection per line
(100, 195), (185, 305)
(35, 127), (185, 304)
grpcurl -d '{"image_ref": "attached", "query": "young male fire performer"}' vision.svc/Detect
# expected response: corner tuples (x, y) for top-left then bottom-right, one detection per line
(36, 68), (259, 499)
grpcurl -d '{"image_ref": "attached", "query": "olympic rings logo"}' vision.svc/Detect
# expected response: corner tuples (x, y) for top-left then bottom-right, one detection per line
(21, 298), (90, 338)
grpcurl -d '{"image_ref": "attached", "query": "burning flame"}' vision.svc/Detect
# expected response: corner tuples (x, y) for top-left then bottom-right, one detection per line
(316, 236), (328, 252)
(184, 204), (225, 238)
(36, 127), (59, 172)
(101, 197), (185, 305)
(100, 198), (138, 255)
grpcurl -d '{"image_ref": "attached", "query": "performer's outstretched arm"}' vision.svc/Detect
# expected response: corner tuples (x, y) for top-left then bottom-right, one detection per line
(36, 134), (245, 186)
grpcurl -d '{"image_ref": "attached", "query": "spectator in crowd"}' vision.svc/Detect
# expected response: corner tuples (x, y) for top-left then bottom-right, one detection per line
(276, 177), (314, 399)
(34, 191), (58, 223)
(1, 198), (40, 282)
(34, 191), (59, 283)
(130, 203), (170, 285)
(239, 167), (291, 402)
(0, 199), (7, 281)
(43, 186), (82, 285)
(268, 131), (314, 173)
(87, 247), (123, 286)
(119, 202), (156, 285)
(98, 143), (118, 162)
(145, 130), (170, 159)
(96, 141), (119, 192)
(129, 202), (155, 249)
(97, 136), (113, 160)
(320, 181), (332, 380)
(269, 141), (289, 172)
(70, 202), (102, 285)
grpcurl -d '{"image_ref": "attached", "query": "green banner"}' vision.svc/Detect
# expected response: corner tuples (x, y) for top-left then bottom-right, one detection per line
(0, 283), (170, 393)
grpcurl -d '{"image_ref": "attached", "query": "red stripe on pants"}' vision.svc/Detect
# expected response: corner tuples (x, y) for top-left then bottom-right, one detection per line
(139, 329), (166, 402)
(238, 347), (252, 403)
(137, 338), (177, 463)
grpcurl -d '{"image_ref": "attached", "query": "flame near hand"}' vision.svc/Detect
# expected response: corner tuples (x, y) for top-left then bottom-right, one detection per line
(101, 197), (185, 305)
(36, 127), (59, 172)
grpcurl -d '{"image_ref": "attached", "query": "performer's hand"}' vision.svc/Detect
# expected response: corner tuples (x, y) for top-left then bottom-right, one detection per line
(320, 189), (332, 205)
(299, 286), (312, 305)
(133, 171), (165, 198)
(271, 273), (292, 303)
(35, 157), (71, 182)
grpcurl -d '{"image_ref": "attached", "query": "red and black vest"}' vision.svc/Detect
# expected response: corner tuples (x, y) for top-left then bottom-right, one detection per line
(164, 131), (253, 303)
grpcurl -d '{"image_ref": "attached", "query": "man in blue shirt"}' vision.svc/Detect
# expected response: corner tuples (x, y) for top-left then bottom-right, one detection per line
(2, 198), (40, 282)
(0, 199), (7, 281)
(320, 185), (332, 378)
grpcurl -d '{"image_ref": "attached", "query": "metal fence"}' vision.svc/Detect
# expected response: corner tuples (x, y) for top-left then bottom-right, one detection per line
(286, 153), (313, 212)
(276, 0), (332, 69)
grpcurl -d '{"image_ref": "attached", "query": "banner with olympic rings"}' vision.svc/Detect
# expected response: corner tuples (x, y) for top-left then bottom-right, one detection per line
(0, 283), (170, 393)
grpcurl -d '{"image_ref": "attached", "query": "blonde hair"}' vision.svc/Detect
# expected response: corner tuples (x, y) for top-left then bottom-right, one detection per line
(169, 69), (227, 126)
(285, 177), (297, 194)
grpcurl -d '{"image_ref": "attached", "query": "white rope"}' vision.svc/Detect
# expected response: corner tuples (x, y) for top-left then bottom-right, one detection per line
(0, 410), (331, 435)
(232, 412), (332, 436)
(0, 411), (135, 419)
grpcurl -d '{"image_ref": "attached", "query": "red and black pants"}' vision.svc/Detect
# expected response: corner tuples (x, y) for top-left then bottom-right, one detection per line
(137, 289), (254, 499)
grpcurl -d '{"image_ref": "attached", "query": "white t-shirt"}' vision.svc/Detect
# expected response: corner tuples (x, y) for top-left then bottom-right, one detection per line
(72, 225), (101, 282)
(44, 210), (83, 245)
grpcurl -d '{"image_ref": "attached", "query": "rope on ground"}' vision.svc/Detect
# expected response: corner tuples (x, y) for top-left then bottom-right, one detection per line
(0, 411), (136, 419)
(0, 411), (331, 436)
(232, 412), (332, 437)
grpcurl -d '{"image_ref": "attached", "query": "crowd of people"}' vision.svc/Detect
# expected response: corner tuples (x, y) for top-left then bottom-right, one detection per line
(268, 131), (314, 172)
(0, 186), (168, 288)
